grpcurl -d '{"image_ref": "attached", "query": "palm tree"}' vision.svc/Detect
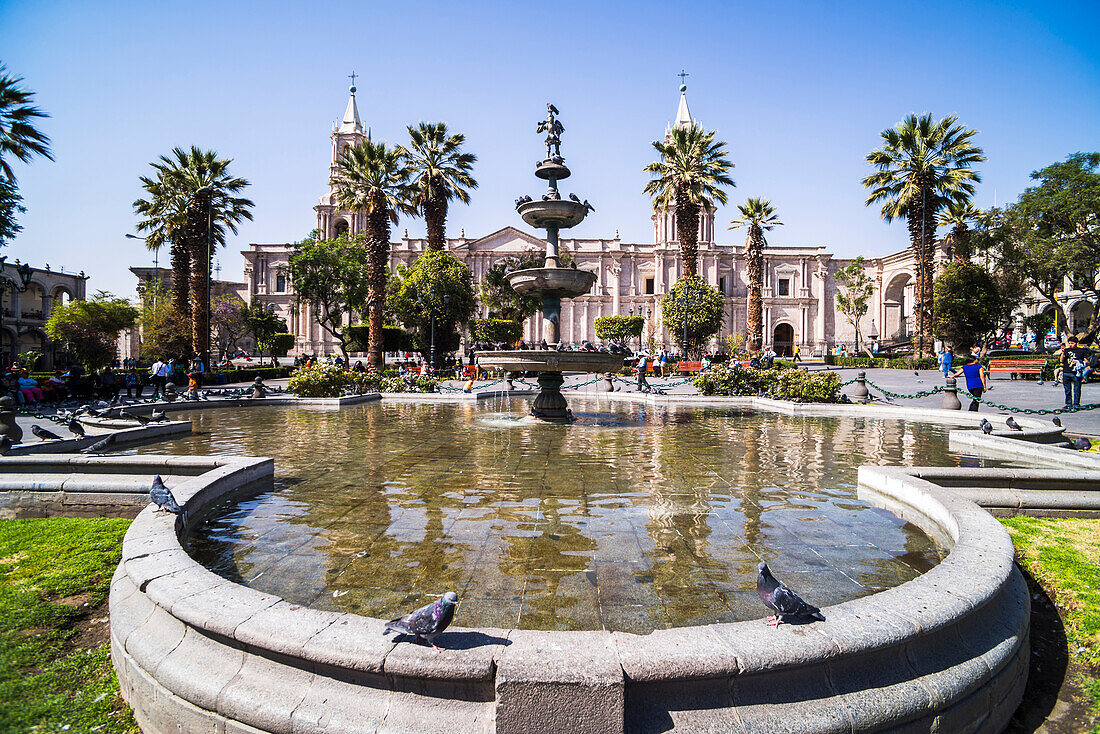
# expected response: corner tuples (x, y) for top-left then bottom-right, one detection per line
(729, 198), (782, 351)
(399, 122), (477, 251)
(644, 125), (734, 276)
(0, 65), (52, 183)
(133, 146), (253, 359)
(863, 113), (984, 355)
(332, 139), (413, 370)
(938, 199), (981, 263)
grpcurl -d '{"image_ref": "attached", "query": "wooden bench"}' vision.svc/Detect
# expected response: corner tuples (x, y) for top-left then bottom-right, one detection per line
(988, 359), (1047, 379)
(676, 360), (703, 375)
(463, 365), (478, 378)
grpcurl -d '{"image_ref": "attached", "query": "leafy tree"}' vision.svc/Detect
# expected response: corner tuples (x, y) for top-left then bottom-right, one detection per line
(138, 280), (191, 360)
(399, 122), (477, 251)
(932, 262), (1003, 350)
(268, 333), (295, 357)
(285, 233), (371, 363)
(45, 292), (138, 370)
(346, 324), (413, 353)
(593, 315), (644, 343)
(863, 113), (985, 355)
(478, 248), (574, 322)
(644, 124), (735, 276)
(660, 277), (724, 357)
(242, 300), (289, 361)
(133, 146), (254, 358)
(387, 249), (476, 367)
(0, 65), (52, 182)
(0, 180), (24, 245)
(468, 318), (523, 345)
(331, 140), (413, 370)
(833, 256), (875, 353)
(729, 198), (782, 350)
(1024, 312), (1055, 341)
(211, 293), (248, 360)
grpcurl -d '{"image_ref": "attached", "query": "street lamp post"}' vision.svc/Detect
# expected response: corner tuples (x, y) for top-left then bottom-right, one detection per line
(682, 284), (699, 358)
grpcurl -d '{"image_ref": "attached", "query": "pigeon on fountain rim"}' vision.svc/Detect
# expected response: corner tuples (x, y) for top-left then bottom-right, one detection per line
(383, 592), (458, 651)
(757, 562), (825, 626)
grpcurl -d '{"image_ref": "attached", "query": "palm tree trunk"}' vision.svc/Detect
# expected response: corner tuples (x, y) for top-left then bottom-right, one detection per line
(188, 195), (211, 361)
(907, 185), (935, 357)
(365, 199), (391, 371)
(676, 189), (699, 276)
(424, 196), (447, 251)
(746, 228), (763, 352)
(952, 223), (969, 263)
(170, 241), (190, 316)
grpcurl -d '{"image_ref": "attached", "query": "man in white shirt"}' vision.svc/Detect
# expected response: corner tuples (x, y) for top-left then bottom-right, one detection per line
(150, 359), (170, 398)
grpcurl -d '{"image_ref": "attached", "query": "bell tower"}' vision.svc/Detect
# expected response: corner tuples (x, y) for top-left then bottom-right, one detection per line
(315, 77), (368, 239)
(651, 79), (716, 246)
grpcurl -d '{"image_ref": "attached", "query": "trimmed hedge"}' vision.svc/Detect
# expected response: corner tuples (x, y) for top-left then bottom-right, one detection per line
(693, 364), (844, 402)
(469, 318), (523, 344)
(825, 355), (939, 370)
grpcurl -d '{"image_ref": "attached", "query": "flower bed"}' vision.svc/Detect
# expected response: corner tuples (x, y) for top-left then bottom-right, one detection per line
(288, 362), (437, 397)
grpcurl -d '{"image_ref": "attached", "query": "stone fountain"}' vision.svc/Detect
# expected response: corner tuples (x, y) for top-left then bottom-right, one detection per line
(476, 104), (623, 422)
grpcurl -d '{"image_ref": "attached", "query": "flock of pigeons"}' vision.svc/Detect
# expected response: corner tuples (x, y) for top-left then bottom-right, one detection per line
(979, 415), (1092, 451)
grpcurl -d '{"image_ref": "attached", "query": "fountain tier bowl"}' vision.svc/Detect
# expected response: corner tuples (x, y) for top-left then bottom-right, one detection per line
(506, 267), (596, 299)
(517, 199), (588, 229)
(475, 350), (623, 373)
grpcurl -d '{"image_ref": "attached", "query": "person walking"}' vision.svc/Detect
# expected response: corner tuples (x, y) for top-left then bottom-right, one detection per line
(636, 352), (650, 392)
(1060, 335), (1091, 408)
(951, 354), (987, 412)
(793, 344), (802, 363)
(939, 346), (954, 379)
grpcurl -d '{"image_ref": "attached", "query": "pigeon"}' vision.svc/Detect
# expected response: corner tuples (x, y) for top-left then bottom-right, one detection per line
(757, 563), (825, 626)
(67, 419), (85, 438)
(149, 474), (183, 514)
(81, 433), (116, 454)
(582, 199), (595, 212)
(1052, 417), (1063, 427)
(150, 410), (167, 422)
(1006, 417), (1023, 432)
(31, 424), (63, 441)
(0, 436), (12, 454)
(119, 410), (149, 425)
(568, 193), (581, 203)
(914, 370), (920, 377)
(383, 591), (459, 651)
(1074, 437), (1092, 451)
(979, 418), (993, 435)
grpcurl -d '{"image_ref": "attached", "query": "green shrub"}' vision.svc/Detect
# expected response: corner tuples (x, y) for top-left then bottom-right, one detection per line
(288, 362), (352, 397)
(593, 315), (644, 342)
(693, 364), (843, 402)
(345, 324), (413, 353)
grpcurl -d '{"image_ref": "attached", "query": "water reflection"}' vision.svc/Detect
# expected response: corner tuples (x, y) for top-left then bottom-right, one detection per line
(132, 398), (992, 633)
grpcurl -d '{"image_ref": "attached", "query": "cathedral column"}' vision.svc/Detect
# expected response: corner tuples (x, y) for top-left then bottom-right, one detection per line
(815, 261), (828, 350)
(610, 259), (622, 314)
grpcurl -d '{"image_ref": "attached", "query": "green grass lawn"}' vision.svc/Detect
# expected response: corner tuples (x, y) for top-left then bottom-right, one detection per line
(0, 517), (137, 734)
(1002, 516), (1100, 731)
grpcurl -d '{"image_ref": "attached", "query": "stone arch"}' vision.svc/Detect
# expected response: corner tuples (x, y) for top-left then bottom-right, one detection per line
(333, 218), (350, 237)
(772, 321), (795, 356)
(883, 271), (914, 339)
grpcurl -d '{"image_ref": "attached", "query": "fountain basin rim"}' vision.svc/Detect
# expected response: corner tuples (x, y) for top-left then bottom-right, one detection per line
(517, 199), (587, 229)
(505, 267), (597, 299)
(110, 400), (1041, 733)
(475, 349), (623, 373)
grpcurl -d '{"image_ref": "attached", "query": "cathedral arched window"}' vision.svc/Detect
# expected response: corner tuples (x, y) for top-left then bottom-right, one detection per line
(276, 274), (286, 292)
(334, 219), (349, 237)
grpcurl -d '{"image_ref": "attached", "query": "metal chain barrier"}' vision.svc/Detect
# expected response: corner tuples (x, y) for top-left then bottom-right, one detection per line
(862, 379), (948, 400)
(956, 387), (1100, 415)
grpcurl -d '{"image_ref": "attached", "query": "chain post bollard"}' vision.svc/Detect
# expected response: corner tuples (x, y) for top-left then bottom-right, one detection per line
(603, 373), (615, 392)
(851, 370), (869, 403)
(252, 376), (267, 399)
(940, 377), (962, 410)
(0, 396), (23, 444)
(163, 381), (178, 402)
(505, 372), (515, 391)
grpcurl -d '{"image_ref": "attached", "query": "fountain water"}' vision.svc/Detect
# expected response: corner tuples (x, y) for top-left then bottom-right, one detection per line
(476, 104), (623, 422)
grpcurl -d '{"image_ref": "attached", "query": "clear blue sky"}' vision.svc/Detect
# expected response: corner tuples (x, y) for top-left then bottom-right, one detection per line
(2, 0), (1097, 297)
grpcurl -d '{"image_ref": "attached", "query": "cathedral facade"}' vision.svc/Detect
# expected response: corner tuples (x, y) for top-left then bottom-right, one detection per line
(241, 86), (935, 358)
